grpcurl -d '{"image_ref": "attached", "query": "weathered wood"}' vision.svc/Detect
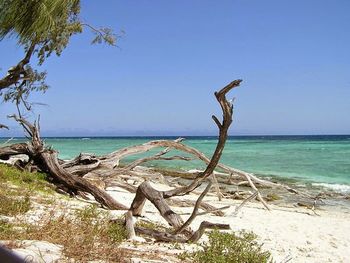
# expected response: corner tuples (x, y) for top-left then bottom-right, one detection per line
(125, 210), (137, 240)
(166, 198), (225, 217)
(0, 143), (29, 160)
(7, 114), (128, 210)
(124, 138), (189, 170)
(135, 226), (187, 243)
(130, 181), (184, 228)
(188, 221), (230, 243)
(174, 180), (212, 234)
(232, 191), (258, 216)
(125, 80), (239, 242)
(134, 222), (230, 243)
(1, 79), (304, 245)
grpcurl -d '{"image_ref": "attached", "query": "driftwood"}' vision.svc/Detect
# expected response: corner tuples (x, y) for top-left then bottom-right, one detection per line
(122, 80), (241, 242)
(174, 180), (213, 235)
(6, 114), (127, 210)
(0, 79), (303, 243)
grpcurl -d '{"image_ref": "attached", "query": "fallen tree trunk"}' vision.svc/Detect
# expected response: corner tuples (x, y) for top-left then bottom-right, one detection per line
(1, 79), (303, 244)
(6, 115), (127, 210)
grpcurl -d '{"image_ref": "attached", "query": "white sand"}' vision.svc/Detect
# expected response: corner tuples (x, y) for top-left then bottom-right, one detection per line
(107, 184), (350, 263)
(3, 182), (349, 262)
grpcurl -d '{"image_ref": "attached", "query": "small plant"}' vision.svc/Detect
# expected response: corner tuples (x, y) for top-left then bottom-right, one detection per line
(0, 205), (126, 262)
(179, 230), (272, 263)
(136, 220), (169, 231)
(0, 221), (14, 237)
(107, 221), (128, 243)
(0, 194), (31, 216)
(266, 193), (281, 202)
(171, 242), (182, 250)
(0, 164), (54, 194)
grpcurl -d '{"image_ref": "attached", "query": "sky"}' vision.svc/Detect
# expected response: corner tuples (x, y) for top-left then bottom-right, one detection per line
(0, 0), (349, 136)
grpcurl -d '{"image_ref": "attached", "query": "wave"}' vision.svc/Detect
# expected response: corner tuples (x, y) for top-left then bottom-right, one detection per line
(312, 183), (350, 193)
(81, 138), (91, 140)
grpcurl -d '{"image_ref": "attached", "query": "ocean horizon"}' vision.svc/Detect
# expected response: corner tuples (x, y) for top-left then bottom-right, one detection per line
(1, 134), (350, 138)
(1, 135), (350, 193)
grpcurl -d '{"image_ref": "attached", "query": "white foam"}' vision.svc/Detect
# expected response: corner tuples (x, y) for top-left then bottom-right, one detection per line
(312, 183), (350, 193)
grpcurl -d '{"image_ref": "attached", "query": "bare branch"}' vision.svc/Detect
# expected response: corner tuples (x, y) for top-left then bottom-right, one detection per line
(174, 180), (212, 235)
(0, 124), (9, 130)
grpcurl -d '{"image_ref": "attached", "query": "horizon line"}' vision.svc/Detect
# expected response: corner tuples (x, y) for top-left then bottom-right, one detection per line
(1, 134), (350, 139)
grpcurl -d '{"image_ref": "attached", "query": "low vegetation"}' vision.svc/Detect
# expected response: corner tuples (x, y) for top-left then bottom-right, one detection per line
(0, 162), (272, 263)
(0, 164), (126, 262)
(0, 194), (31, 216)
(179, 230), (272, 263)
(0, 163), (54, 194)
(0, 205), (127, 262)
(0, 163), (55, 217)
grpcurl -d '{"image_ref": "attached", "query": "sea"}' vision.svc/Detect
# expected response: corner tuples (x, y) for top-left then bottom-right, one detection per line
(1, 135), (350, 193)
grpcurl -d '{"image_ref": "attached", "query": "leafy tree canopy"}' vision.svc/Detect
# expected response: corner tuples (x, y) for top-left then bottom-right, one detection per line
(0, 0), (82, 64)
(0, 0), (117, 109)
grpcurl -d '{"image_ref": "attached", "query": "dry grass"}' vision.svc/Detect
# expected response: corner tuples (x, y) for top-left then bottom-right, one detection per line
(0, 205), (127, 262)
(0, 164), (127, 262)
(0, 194), (31, 216)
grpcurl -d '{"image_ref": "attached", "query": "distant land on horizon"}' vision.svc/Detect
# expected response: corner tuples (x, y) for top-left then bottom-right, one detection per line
(1, 134), (350, 139)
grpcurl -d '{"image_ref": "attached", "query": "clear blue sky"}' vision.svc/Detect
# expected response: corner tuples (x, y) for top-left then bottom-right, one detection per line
(1, 0), (349, 136)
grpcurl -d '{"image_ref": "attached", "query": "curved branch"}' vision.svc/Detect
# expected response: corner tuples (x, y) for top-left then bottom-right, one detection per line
(0, 124), (9, 130)
(7, 115), (127, 210)
(174, 180), (212, 234)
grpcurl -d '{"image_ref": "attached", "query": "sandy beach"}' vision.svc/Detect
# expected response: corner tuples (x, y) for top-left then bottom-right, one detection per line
(102, 181), (350, 263)
(1, 174), (350, 262)
(1, 0), (350, 262)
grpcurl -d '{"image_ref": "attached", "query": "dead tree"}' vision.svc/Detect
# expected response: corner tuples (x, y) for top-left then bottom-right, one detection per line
(123, 80), (241, 242)
(5, 114), (127, 210)
(0, 79), (305, 243)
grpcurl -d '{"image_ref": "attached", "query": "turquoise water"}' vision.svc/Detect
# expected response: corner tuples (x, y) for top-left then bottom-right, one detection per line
(2, 136), (350, 191)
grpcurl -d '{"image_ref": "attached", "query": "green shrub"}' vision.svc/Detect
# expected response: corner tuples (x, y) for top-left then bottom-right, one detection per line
(0, 164), (54, 194)
(107, 221), (128, 243)
(180, 230), (272, 263)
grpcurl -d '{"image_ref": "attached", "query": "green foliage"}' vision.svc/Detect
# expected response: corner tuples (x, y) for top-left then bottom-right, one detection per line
(76, 204), (106, 221)
(180, 230), (272, 263)
(90, 26), (119, 46)
(0, 163), (54, 193)
(0, 163), (56, 217)
(107, 221), (128, 243)
(136, 220), (169, 231)
(0, 0), (117, 65)
(2, 66), (49, 104)
(266, 193), (281, 202)
(75, 205), (127, 243)
(0, 220), (13, 236)
(0, 0), (117, 108)
(0, 0), (82, 63)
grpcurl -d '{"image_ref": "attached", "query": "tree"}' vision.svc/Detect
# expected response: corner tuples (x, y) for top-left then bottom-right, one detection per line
(0, 1), (300, 252)
(0, 0), (117, 114)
